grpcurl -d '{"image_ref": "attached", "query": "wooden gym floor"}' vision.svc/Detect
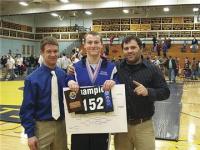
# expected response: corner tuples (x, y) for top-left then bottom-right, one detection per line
(0, 80), (200, 150)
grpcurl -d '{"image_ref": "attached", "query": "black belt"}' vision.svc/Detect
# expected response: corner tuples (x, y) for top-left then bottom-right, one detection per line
(128, 117), (151, 125)
(37, 117), (64, 121)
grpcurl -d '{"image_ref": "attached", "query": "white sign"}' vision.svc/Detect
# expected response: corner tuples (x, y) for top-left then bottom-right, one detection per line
(63, 84), (127, 134)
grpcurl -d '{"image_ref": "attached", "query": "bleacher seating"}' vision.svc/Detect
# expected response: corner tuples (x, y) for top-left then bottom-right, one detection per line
(107, 44), (200, 68)
(79, 44), (200, 68)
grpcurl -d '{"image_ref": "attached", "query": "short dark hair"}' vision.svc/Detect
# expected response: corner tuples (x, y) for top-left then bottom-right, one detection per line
(40, 36), (58, 51)
(121, 36), (142, 49)
(84, 31), (103, 44)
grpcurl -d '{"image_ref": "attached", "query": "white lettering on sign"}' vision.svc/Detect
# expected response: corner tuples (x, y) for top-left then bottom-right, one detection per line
(80, 86), (104, 96)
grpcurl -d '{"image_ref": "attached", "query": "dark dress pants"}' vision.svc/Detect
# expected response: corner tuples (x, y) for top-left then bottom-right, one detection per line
(71, 133), (109, 150)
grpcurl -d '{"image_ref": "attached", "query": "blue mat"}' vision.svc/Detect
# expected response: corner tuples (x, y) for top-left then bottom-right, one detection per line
(153, 83), (183, 141)
(0, 105), (20, 123)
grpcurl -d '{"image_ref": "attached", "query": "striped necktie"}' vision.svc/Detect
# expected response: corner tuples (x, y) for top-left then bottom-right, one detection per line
(51, 71), (60, 120)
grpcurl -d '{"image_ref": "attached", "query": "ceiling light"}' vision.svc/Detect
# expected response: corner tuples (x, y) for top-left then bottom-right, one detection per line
(85, 10), (92, 15)
(163, 7), (169, 12)
(59, 0), (69, 3)
(19, 1), (29, 6)
(123, 9), (129, 14)
(51, 13), (59, 17)
(193, 8), (199, 12)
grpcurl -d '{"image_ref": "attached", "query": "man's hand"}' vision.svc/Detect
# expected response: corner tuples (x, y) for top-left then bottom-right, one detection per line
(28, 136), (38, 150)
(133, 80), (148, 96)
(103, 80), (116, 91)
(68, 80), (79, 93)
(67, 65), (75, 75)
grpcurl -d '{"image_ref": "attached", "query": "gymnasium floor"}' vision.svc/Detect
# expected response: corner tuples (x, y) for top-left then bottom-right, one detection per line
(0, 80), (200, 150)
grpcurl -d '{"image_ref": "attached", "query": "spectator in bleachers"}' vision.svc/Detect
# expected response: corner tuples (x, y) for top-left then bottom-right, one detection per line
(159, 56), (168, 76)
(156, 43), (161, 56)
(165, 56), (177, 83)
(56, 55), (62, 68)
(175, 57), (180, 77)
(26, 55), (37, 75)
(38, 54), (43, 66)
(29, 55), (35, 65)
(146, 52), (152, 63)
(198, 60), (200, 78)
(184, 57), (191, 79)
(181, 40), (187, 52)
(5, 55), (15, 80)
(25, 57), (31, 75)
(142, 42), (146, 51)
(109, 35), (115, 45)
(162, 37), (168, 57)
(152, 36), (157, 51)
(191, 57), (198, 80)
(71, 53), (80, 64)
(191, 36), (198, 53)
(158, 36), (162, 46)
(1, 55), (8, 78)
(153, 56), (161, 68)
(61, 53), (72, 72)
(166, 37), (171, 49)
(16, 55), (23, 76)
(0, 56), (3, 68)
(184, 57), (190, 64)
(1, 55), (7, 69)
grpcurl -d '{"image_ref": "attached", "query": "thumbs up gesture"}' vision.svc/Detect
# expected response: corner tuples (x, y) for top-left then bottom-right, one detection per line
(133, 80), (148, 96)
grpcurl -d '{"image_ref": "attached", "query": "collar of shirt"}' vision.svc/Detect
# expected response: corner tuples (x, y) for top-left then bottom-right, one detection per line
(120, 59), (150, 69)
(80, 56), (108, 68)
(41, 64), (58, 73)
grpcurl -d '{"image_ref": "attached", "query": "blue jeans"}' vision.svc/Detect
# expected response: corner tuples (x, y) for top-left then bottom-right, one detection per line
(198, 69), (200, 77)
(191, 70), (198, 79)
(192, 45), (197, 53)
(168, 68), (175, 82)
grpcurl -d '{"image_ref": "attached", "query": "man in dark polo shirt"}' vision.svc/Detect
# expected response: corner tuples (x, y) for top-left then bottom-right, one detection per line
(114, 36), (170, 150)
